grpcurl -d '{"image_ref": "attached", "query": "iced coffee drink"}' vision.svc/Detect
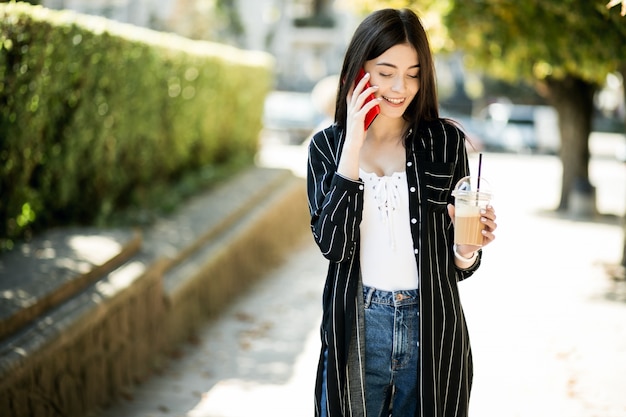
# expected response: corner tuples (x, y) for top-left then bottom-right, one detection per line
(452, 176), (492, 246)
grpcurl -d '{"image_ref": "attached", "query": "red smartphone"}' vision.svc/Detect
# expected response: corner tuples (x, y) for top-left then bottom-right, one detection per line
(356, 68), (380, 130)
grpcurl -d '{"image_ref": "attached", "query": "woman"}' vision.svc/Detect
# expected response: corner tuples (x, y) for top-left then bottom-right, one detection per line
(306, 8), (498, 417)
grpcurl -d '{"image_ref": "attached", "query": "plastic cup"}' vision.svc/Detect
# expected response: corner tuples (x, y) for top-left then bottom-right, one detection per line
(451, 176), (492, 246)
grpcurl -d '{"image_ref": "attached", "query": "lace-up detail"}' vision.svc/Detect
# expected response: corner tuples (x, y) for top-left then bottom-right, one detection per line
(370, 173), (403, 248)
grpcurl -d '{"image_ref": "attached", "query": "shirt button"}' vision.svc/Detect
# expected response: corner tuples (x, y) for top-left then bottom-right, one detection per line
(414, 248), (418, 254)
(411, 218), (417, 224)
(407, 161), (413, 167)
(410, 187), (416, 192)
(359, 185), (364, 190)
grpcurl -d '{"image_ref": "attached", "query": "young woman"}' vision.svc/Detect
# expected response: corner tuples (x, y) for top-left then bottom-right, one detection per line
(306, 8), (498, 417)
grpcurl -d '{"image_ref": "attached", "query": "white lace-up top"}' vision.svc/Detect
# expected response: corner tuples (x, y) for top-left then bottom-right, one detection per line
(359, 168), (419, 291)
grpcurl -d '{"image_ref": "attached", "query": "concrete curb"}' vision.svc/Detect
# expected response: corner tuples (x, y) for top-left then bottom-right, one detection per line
(0, 231), (142, 341)
(162, 169), (309, 347)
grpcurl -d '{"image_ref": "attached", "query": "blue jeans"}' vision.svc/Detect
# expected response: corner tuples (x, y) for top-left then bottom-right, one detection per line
(319, 287), (419, 417)
(320, 347), (328, 417)
(364, 286), (419, 417)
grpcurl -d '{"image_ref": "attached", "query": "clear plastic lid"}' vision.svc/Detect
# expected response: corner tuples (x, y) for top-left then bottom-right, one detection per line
(451, 176), (492, 200)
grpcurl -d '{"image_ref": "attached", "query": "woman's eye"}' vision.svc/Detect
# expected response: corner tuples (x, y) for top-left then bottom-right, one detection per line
(379, 73), (392, 77)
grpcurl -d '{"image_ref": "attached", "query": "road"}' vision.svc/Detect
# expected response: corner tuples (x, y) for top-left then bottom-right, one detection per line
(96, 135), (626, 417)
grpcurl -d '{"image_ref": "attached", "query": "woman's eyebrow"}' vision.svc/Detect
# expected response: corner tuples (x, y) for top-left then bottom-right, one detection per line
(375, 62), (421, 69)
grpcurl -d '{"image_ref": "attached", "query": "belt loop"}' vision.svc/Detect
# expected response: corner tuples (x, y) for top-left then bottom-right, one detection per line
(364, 286), (375, 308)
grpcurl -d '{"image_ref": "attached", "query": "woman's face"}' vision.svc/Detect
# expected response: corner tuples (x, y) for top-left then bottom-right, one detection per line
(363, 43), (420, 120)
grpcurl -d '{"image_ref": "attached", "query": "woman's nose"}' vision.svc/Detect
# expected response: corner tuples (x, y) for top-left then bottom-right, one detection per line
(391, 76), (405, 92)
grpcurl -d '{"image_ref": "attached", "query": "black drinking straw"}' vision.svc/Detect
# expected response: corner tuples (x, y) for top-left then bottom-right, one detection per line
(477, 153), (483, 191)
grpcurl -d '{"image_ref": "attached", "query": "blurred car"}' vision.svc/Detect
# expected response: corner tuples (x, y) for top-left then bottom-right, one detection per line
(262, 90), (326, 145)
(476, 103), (560, 154)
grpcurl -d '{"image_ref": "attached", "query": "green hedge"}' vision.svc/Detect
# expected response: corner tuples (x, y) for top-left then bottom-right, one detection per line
(0, 2), (274, 250)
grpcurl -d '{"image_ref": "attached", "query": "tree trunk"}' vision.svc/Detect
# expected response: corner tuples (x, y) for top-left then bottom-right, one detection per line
(545, 75), (597, 215)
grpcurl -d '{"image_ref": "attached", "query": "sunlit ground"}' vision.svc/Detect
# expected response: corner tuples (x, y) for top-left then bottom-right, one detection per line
(98, 131), (626, 417)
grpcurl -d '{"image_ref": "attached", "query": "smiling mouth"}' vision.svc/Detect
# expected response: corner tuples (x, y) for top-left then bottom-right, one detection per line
(383, 96), (405, 105)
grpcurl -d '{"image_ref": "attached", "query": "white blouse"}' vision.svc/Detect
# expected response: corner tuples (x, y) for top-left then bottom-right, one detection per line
(359, 169), (419, 291)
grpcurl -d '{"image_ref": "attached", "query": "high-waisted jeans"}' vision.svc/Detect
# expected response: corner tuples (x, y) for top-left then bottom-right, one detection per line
(320, 286), (419, 417)
(363, 286), (419, 417)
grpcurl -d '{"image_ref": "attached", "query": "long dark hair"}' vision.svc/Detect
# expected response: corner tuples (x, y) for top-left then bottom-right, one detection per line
(334, 8), (439, 135)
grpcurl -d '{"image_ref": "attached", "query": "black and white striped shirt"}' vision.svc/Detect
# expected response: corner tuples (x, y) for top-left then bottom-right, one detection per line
(307, 119), (482, 417)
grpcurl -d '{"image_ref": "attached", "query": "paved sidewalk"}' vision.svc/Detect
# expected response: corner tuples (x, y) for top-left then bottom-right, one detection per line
(96, 141), (626, 417)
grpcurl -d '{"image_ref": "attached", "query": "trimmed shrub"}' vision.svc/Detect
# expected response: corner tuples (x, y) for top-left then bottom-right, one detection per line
(0, 3), (274, 250)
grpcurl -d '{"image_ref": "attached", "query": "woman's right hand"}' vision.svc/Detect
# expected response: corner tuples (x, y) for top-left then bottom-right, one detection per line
(338, 72), (381, 180)
(345, 72), (380, 148)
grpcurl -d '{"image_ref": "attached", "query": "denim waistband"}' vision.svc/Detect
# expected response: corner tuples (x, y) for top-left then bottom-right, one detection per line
(363, 285), (419, 307)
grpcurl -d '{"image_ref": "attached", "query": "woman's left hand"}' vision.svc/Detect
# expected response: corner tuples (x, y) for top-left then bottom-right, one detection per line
(447, 204), (497, 256)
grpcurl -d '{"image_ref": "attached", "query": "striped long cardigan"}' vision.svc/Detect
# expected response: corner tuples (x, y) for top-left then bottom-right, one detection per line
(307, 120), (482, 417)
